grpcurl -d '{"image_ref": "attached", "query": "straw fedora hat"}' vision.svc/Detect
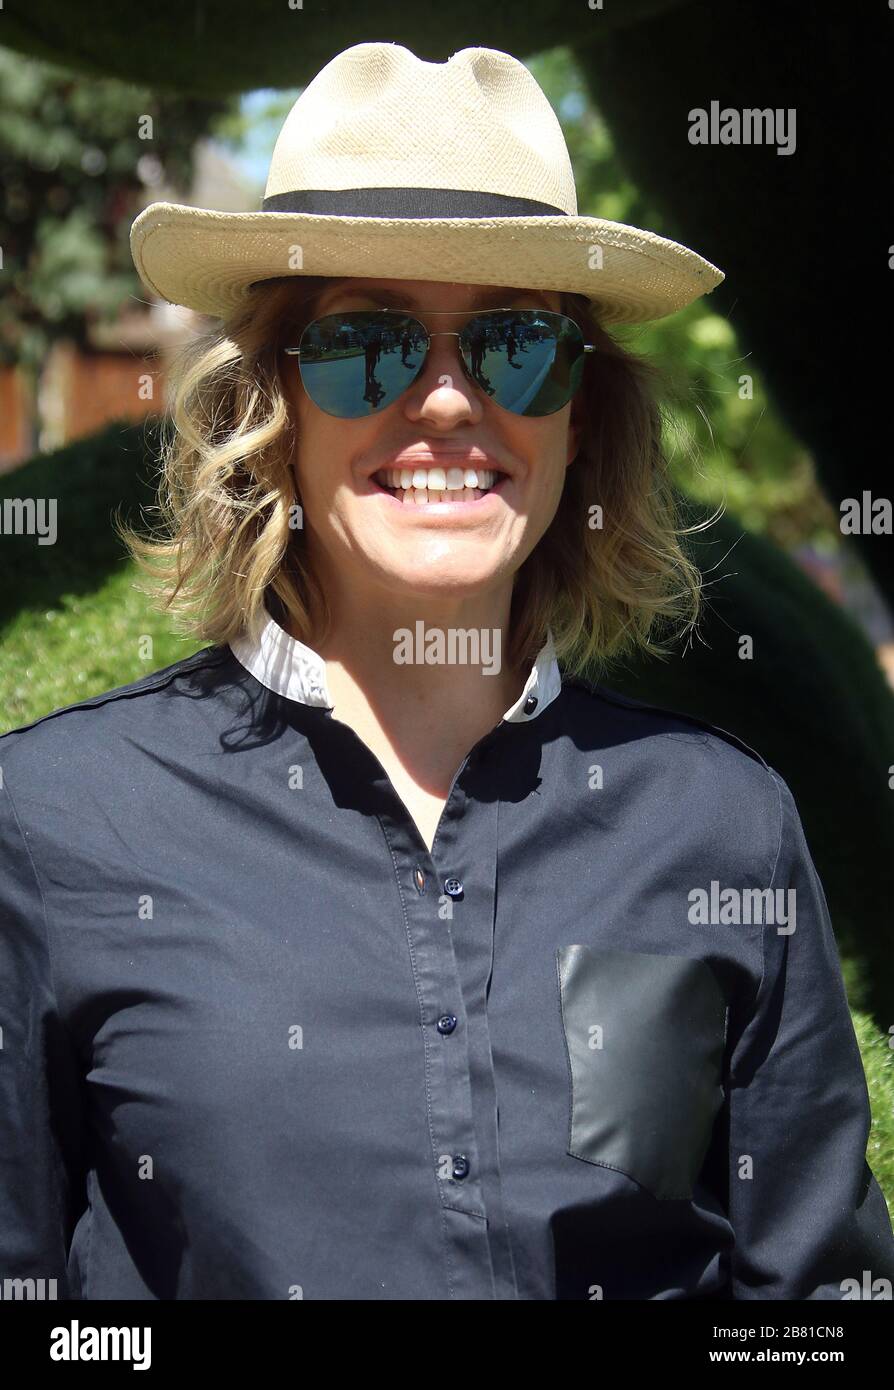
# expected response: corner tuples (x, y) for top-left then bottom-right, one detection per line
(130, 41), (724, 325)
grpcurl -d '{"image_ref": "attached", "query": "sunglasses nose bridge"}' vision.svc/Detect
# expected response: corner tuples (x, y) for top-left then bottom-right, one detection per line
(415, 328), (475, 390)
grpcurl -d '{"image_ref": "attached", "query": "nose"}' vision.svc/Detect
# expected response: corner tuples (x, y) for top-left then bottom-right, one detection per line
(401, 329), (483, 428)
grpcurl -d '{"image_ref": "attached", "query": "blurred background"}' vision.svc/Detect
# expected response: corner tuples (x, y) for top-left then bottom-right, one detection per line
(0, 2), (891, 1206)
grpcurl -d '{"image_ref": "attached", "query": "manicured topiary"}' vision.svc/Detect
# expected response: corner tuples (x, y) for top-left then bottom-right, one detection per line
(601, 499), (894, 1021)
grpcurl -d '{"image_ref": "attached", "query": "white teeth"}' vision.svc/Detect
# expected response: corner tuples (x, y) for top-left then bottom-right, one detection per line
(402, 487), (487, 504)
(375, 466), (499, 497)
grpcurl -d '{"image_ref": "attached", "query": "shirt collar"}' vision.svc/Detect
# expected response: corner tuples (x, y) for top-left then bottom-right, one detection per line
(230, 611), (563, 724)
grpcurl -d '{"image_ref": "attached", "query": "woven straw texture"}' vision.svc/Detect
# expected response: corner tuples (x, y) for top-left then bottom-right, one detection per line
(130, 42), (724, 325)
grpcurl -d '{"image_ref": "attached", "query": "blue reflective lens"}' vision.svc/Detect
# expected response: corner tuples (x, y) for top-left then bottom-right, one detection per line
(294, 310), (585, 418)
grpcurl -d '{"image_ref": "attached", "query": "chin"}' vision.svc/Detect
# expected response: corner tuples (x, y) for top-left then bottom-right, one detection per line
(374, 562), (508, 598)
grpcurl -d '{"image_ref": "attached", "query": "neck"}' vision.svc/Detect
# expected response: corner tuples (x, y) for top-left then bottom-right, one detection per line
(291, 589), (531, 795)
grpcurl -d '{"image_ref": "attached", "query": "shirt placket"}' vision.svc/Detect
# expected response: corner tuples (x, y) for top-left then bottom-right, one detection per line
(375, 729), (512, 1299)
(432, 760), (520, 1299)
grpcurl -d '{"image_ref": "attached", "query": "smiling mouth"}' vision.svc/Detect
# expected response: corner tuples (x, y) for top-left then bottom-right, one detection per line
(372, 465), (507, 503)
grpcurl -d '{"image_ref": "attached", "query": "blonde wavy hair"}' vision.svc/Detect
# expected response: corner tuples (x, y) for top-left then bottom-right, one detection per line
(117, 275), (708, 682)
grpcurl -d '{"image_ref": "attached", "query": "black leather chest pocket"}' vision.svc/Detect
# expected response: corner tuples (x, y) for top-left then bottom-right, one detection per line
(556, 945), (728, 1201)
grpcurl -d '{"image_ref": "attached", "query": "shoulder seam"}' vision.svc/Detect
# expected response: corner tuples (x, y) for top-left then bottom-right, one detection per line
(0, 644), (230, 742)
(0, 777), (67, 1039)
(562, 674), (772, 772)
(765, 767), (789, 893)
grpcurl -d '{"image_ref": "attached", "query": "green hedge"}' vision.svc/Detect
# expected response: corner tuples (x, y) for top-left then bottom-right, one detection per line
(601, 502), (894, 1023)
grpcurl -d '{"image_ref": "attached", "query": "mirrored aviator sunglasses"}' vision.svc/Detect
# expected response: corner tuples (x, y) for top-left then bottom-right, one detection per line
(283, 308), (597, 419)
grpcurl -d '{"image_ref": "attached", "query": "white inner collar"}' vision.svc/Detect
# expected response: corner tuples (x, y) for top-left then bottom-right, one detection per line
(230, 611), (562, 723)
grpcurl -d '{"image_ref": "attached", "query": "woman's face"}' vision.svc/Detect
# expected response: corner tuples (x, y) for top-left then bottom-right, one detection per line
(283, 277), (582, 613)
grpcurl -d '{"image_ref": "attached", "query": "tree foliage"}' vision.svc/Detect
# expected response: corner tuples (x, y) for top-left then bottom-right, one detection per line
(0, 48), (233, 373)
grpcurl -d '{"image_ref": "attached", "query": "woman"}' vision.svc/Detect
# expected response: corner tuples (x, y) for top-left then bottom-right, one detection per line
(1, 42), (892, 1302)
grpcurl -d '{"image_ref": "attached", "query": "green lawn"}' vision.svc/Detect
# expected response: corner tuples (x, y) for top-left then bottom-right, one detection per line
(854, 1011), (894, 1225)
(0, 563), (198, 732)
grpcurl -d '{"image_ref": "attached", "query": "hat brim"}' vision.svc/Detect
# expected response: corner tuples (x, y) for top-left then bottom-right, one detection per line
(129, 203), (724, 326)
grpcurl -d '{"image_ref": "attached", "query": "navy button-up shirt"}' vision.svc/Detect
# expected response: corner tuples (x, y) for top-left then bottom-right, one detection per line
(1, 606), (892, 1300)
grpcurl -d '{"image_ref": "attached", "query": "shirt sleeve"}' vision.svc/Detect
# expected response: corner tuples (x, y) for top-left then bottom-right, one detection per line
(0, 772), (87, 1296)
(726, 768), (894, 1298)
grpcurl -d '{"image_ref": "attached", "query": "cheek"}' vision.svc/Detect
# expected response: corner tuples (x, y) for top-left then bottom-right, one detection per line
(290, 395), (377, 510)
(517, 416), (573, 501)
(290, 394), (338, 499)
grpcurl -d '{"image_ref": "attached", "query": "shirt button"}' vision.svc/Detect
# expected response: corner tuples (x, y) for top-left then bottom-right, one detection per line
(437, 1014), (458, 1035)
(443, 877), (463, 898)
(523, 694), (538, 714)
(452, 1154), (470, 1180)
(413, 866), (425, 893)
